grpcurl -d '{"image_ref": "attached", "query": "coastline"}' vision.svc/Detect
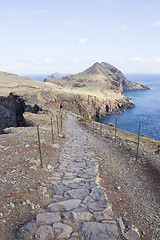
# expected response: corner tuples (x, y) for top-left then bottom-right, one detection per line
(98, 74), (160, 141)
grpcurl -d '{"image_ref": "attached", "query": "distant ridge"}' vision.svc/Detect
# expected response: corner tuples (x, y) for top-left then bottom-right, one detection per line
(47, 73), (72, 79)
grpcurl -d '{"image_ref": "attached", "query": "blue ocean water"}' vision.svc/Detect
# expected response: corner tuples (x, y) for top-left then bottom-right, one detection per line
(99, 74), (160, 141)
(21, 74), (47, 82)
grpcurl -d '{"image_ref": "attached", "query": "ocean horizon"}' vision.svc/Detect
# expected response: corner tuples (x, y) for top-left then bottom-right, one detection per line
(21, 73), (160, 141)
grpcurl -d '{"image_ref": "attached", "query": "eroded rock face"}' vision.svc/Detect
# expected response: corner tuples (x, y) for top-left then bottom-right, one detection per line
(0, 92), (42, 134)
(51, 93), (135, 118)
(0, 93), (26, 134)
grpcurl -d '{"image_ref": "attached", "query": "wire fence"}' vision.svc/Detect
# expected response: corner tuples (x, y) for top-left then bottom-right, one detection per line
(0, 112), (64, 194)
(77, 114), (160, 161)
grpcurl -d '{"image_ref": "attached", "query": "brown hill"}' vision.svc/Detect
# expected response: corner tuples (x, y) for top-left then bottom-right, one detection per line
(68, 62), (149, 92)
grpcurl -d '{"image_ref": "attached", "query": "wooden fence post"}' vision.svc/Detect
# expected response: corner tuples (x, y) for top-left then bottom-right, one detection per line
(56, 116), (59, 136)
(100, 122), (102, 136)
(115, 116), (117, 142)
(60, 114), (63, 129)
(37, 125), (43, 168)
(51, 117), (54, 144)
(136, 124), (141, 161)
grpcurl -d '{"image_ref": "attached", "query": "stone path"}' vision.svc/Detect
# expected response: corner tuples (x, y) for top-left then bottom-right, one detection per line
(17, 114), (140, 240)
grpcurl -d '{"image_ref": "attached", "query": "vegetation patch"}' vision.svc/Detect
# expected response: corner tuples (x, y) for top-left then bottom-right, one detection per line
(129, 139), (138, 145)
(78, 117), (92, 123)
(108, 123), (115, 128)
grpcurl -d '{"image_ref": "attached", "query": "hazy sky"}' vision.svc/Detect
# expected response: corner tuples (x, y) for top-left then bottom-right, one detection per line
(1, 0), (160, 74)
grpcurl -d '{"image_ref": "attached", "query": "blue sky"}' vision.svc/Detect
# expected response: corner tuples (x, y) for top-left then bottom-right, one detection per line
(1, 0), (160, 74)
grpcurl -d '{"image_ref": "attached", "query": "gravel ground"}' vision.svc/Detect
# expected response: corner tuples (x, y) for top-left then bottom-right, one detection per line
(79, 120), (160, 240)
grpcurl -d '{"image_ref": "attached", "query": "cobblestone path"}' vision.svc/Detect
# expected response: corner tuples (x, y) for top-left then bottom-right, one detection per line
(17, 114), (140, 240)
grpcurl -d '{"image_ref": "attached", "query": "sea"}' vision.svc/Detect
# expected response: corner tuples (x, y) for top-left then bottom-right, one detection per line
(21, 73), (160, 141)
(98, 74), (160, 141)
(21, 74), (48, 82)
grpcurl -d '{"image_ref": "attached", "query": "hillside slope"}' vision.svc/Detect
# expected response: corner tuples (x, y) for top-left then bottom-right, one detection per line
(68, 62), (149, 91)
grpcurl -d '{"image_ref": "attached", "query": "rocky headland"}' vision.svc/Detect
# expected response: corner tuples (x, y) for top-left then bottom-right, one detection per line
(44, 62), (149, 118)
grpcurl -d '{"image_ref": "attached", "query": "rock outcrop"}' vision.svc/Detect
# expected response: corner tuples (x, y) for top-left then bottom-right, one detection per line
(49, 92), (135, 118)
(0, 93), (26, 134)
(0, 93), (43, 134)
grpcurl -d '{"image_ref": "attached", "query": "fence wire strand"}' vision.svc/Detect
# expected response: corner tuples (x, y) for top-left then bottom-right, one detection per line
(0, 120), (49, 191)
(0, 121), (48, 143)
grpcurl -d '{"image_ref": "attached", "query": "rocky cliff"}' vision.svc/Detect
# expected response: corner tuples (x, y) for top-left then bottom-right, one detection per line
(49, 92), (135, 118)
(0, 92), (43, 134)
(0, 93), (26, 134)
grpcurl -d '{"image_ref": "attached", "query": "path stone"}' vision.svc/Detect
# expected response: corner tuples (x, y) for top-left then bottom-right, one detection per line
(48, 199), (81, 211)
(17, 220), (36, 240)
(68, 181), (98, 189)
(52, 195), (64, 202)
(35, 225), (54, 240)
(36, 212), (61, 225)
(62, 177), (86, 185)
(83, 195), (94, 204)
(65, 188), (90, 199)
(93, 210), (115, 220)
(123, 230), (141, 240)
(86, 198), (110, 212)
(52, 222), (72, 239)
(80, 222), (117, 240)
(71, 211), (93, 221)
(53, 183), (68, 195)
(89, 187), (105, 200)
(78, 172), (97, 179)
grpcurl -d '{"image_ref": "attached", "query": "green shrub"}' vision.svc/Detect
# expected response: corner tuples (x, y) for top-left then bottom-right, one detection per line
(85, 117), (92, 122)
(108, 123), (115, 127)
(78, 117), (86, 122)
(129, 139), (138, 145)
